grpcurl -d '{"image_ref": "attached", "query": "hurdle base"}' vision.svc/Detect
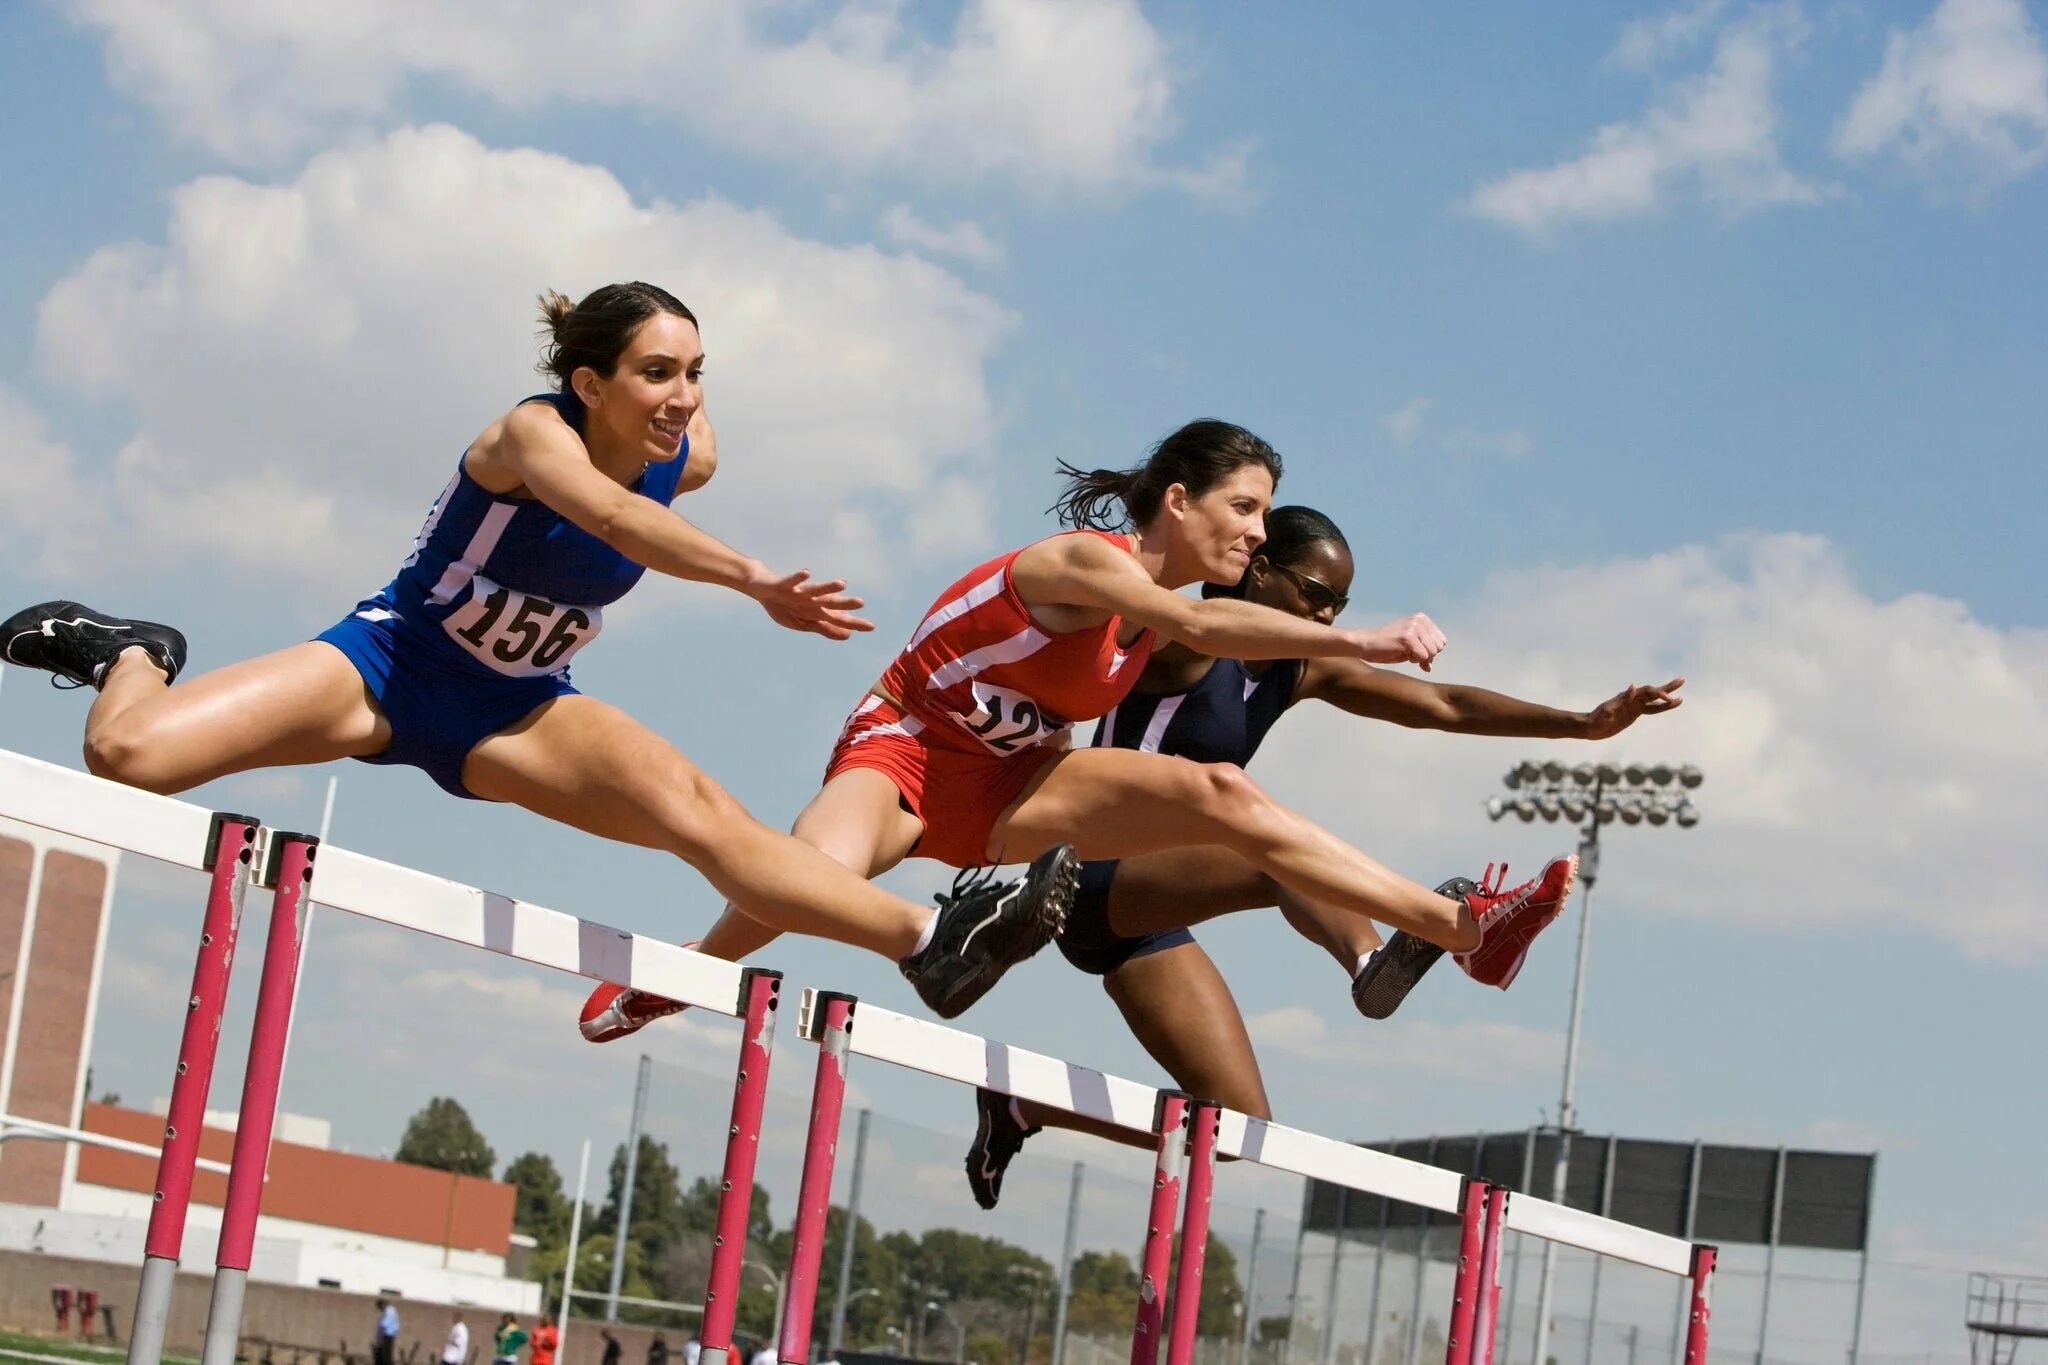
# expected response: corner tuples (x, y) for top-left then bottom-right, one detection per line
(700, 1347), (731, 1365)
(199, 1267), (248, 1365)
(126, 1255), (179, 1365)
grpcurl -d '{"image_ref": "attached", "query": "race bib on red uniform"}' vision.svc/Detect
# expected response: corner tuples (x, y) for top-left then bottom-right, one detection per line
(955, 682), (1071, 754)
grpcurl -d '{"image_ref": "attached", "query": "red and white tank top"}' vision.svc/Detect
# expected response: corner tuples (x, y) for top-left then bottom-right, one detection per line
(879, 530), (1157, 756)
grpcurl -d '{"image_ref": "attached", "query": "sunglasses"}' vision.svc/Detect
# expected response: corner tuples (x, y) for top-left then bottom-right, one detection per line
(1267, 561), (1349, 615)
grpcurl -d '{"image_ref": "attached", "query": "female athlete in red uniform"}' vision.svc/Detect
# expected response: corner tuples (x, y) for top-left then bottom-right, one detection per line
(582, 420), (1577, 1032)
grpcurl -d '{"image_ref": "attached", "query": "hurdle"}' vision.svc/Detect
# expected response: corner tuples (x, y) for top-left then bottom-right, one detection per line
(0, 750), (783, 1365)
(769, 986), (1719, 1365)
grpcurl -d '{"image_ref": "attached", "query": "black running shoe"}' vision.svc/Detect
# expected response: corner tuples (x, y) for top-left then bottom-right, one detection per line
(1, 601), (186, 690)
(965, 1086), (1039, 1210)
(900, 845), (1080, 1020)
(1349, 875), (1467, 1020)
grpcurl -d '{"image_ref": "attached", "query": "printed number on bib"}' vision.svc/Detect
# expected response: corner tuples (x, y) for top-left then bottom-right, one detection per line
(443, 576), (602, 677)
(962, 685), (1070, 754)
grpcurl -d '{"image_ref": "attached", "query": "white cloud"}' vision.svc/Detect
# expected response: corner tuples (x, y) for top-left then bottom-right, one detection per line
(1834, 0), (2048, 193)
(64, 0), (1235, 197)
(21, 125), (1014, 599)
(1253, 532), (2048, 959)
(1610, 0), (1728, 72)
(1470, 4), (1825, 234)
(1248, 1005), (1563, 1085)
(1382, 397), (1431, 449)
(879, 206), (1006, 267)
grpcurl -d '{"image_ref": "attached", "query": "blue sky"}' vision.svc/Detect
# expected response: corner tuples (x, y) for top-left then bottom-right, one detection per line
(2, 2), (2043, 1357)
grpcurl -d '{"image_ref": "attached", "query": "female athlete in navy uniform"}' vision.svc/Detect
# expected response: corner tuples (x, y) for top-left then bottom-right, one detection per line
(2, 282), (1075, 1013)
(582, 424), (1581, 1034)
(960, 505), (1684, 1206)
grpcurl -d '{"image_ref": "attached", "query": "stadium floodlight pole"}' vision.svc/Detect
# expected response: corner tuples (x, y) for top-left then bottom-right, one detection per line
(1487, 759), (1702, 1365)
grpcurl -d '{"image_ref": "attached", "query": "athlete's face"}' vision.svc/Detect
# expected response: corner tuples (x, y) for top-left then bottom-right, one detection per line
(575, 312), (704, 464)
(1246, 539), (1355, 626)
(1172, 463), (1275, 585)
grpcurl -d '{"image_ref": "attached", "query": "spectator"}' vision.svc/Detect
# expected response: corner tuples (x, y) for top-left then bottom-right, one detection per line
(374, 1300), (400, 1365)
(747, 1341), (775, 1365)
(650, 1333), (672, 1365)
(599, 1329), (622, 1365)
(494, 1314), (529, 1365)
(530, 1314), (559, 1365)
(443, 1312), (470, 1365)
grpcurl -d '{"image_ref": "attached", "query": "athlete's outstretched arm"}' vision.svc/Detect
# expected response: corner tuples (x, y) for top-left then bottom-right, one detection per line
(1012, 534), (1445, 668)
(1297, 661), (1684, 738)
(499, 402), (871, 639)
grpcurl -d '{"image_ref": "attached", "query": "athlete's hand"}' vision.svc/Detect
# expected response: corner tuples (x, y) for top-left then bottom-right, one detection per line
(749, 567), (874, 641)
(1582, 677), (1685, 738)
(1350, 613), (1447, 671)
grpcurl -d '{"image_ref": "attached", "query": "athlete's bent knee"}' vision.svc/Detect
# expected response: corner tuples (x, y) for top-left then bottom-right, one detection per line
(657, 773), (759, 866)
(1186, 762), (1268, 824)
(83, 723), (176, 793)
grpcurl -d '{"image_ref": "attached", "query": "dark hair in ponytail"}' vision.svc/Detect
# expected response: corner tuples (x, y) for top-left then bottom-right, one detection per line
(1202, 504), (1349, 599)
(536, 281), (698, 389)
(1051, 419), (1282, 532)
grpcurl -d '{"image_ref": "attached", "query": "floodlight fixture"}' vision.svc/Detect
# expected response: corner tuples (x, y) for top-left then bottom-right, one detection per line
(1649, 763), (1674, 786)
(1624, 763), (1647, 785)
(1571, 763), (1596, 786)
(1542, 759), (1567, 782)
(1537, 793), (1561, 821)
(1679, 764), (1704, 789)
(1486, 796), (1507, 821)
(1675, 801), (1701, 828)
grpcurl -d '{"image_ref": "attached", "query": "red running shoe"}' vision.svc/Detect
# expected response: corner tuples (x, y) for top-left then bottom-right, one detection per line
(579, 940), (700, 1043)
(1452, 857), (1577, 990)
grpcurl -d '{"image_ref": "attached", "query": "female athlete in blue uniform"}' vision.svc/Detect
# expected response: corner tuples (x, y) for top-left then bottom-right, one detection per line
(964, 505), (1683, 1206)
(2, 282), (1076, 1015)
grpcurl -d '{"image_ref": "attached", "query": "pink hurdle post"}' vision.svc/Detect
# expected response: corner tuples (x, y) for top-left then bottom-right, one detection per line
(776, 991), (856, 1365)
(700, 969), (785, 1365)
(1163, 1100), (1222, 1365)
(1442, 1179), (1489, 1365)
(198, 832), (318, 1365)
(1683, 1244), (1717, 1362)
(125, 812), (259, 1365)
(1472, 1186), (1508, 1365)
(1130, 1091), (1190, 1365)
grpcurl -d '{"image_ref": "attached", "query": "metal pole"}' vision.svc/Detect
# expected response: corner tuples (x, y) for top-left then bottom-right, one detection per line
(700, 970), (783, 1365)
(1362, 1183), (1394, 1365)
(127, 812), (258, 1365)
(1582, 1137), (1617, 1365)
(1503, 1130), (1535, 1356)
(200, 833), (317, 1365)
(1283, 1201), (1310, 1365)
(276, 779), (337, 1087)
(609, 1055), (653, 1319)
(1240, 1208), (1267, 1365)
(1166, 1102), (1223, 1365)
(827, 1109), (871, 1357)
(1849, 1156), (1877, 1365)
(1132, 1093), (1191, 1365)
(780, 994), (856, 1365)
(562, 1141), (592, 1358)
(1672, 1143), (1701, 1365)
(1531, 819), (1601, 1365)
(1755, 1148), (1786, 1365)
(1317, 1189), (1350, 1365)
(1052, 1163), (1084, 1365)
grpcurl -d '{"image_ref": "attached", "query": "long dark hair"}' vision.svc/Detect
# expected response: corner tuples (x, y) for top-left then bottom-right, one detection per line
(1051, 419), (1282, 532)
(1202, 504), (1349, 599)
(536, 282), (698, 389)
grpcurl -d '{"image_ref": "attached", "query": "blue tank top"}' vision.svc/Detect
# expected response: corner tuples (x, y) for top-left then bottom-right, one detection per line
(364, 392), (688, 679)
(1088, 656), (1302, 766)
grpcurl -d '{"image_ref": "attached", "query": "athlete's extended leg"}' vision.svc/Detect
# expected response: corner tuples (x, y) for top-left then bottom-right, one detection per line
(78, 643), (393, 793)
(1091, 845), (1383, 968)
(989, 748), (1474, 948)
(966, 940), (1268, 1207)
(472, 698), (1075, 1015)
(467, 698), (932, 956)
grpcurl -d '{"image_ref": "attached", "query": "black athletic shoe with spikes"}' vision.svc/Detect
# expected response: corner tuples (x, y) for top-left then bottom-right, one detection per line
(965, 1086), (1040, 1211)
(1348, 875), (1468, 1020)
(900, 844), (1080, 1020)
(1, 601), (186, 690)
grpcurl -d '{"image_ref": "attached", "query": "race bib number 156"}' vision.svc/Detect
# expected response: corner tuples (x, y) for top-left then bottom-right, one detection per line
(442, 575), (601, 677)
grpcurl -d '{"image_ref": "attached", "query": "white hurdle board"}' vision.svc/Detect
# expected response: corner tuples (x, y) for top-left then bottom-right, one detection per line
(805, 988), (1696, 1276)
(0, 750), (751, 1019)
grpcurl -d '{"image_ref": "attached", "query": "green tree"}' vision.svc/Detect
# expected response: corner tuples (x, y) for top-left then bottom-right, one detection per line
(503, 1152), (571, 1249)
(1173, 1233), (1243, 1337)
(394, 1097), (495, 1176)
(1062, 1251), (1140, 1335)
